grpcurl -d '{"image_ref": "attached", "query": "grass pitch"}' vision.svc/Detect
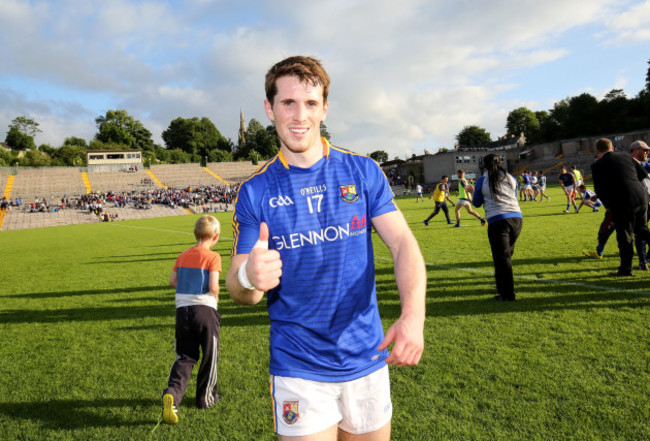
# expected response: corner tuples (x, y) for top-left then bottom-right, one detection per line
(0, 186), (648, 440)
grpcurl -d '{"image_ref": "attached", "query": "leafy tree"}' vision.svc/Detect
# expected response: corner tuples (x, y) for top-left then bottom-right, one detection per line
(237, 118), (278, 160)
(9, 116), (41, 137)
(535, 110), (555, 143)
(598, 89), (630, 133)
(548, 99), (570, 139)
(566, 93), (599, 137)
(506, 107), (540, 143)
(0, 149), (10, 166)
(646, 58), (650, 92)
(162, 117), (228, 160)
(209, 148), (233, 162)
(167, 148), (192, 163)
(55, 145), (87, 166)
(369, 150), (388, 163)
(154, 144), (170, 163)
(63, 136), (88, 148)
(88, 139), (130, 150)
(320, 122), (331, 141)
(19, 149), (51, 167)
(95, 109), (154, 152)
(456, 125), (491, 148)
(38, 144), (56, 156)
(5, 126), (36, 150)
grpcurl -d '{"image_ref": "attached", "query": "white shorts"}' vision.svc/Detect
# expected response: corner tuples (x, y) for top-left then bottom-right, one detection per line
(270, 365), (392, 437)
(564, 185), (575, 193)
(456, 198), (471, 207)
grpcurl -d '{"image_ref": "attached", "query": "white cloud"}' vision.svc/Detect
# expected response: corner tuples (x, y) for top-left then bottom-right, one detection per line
(0, 0), (647, 159)
(604, 0), (650, 44)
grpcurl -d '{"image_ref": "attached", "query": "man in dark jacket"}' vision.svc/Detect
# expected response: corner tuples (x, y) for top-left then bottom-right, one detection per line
(591, 138), (650, 276)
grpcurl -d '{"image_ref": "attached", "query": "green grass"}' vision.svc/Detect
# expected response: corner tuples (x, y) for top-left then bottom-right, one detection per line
(0, 186), (649, 440)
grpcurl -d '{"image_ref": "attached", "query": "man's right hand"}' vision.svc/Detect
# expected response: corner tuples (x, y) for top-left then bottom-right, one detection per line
(245, 222), (282, 291)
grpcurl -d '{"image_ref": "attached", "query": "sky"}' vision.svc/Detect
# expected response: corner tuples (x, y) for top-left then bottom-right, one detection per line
(0, 0), (649, 160)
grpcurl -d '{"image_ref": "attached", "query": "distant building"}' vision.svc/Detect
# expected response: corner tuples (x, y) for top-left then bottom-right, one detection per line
(86, 150), (142, 172)
(422, 133), (525, 185)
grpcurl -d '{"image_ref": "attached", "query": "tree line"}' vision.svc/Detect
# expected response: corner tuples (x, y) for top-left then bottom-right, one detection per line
(1, 110), (330, 168)
(369, 59), (650, 161)
(454, 59), (650, 149)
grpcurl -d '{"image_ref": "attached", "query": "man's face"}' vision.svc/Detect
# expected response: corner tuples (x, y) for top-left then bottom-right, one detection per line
(632, 148), (648, 162)
(264, 75), (328, 159)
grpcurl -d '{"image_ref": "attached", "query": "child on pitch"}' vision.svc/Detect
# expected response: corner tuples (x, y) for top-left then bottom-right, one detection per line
(454, 169), (486, 227)
(162, 215), (223, 424)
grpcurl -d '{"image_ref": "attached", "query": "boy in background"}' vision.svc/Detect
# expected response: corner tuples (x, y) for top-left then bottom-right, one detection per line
(162, 215), (223, 424)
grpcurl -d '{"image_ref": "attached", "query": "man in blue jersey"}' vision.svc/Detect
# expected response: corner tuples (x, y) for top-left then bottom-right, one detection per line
(558, 167), (578, 213)
(225, 56), (426, 440)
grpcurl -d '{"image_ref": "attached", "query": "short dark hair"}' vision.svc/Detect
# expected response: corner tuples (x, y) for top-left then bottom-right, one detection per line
(265, 56), (330, 105)
(595, 138), (613, 153)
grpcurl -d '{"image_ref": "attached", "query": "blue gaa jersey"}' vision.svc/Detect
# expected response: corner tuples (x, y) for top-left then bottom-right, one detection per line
(232, 138), (397, 382)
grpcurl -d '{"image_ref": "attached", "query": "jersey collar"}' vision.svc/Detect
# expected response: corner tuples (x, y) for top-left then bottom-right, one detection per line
(277, 137), (331, 169)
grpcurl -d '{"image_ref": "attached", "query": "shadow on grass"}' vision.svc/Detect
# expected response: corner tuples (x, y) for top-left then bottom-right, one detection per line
(5, 285), (169, 299)
(0, 299), (270, 327)
(0, 398), (157, 430)
(377, 281), (649, 320)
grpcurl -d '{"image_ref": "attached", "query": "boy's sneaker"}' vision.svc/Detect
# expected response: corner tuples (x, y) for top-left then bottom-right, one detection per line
(563, 209), (570, 213)
(582, 250), (602, 259)
(162, 393), (179, 424)
(639, 263), (649, 271)
(423, 220), (429, 226)
(453, 223), (460, 228)
(447, 221), (454, 225)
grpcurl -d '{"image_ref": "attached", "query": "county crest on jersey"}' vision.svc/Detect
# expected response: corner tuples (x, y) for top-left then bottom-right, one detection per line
(340, 184), (360, 203)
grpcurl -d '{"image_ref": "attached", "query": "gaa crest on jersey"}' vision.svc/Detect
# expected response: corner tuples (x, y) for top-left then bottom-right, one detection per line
(282, 400), (300, 425)
(340, 184), (359, 203)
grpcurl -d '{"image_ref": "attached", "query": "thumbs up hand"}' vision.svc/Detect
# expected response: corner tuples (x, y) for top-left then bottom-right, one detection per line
(245, 222), (282, 291)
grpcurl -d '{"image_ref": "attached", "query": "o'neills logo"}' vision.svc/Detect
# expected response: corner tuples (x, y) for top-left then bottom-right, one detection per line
(272, 220), (367, 251)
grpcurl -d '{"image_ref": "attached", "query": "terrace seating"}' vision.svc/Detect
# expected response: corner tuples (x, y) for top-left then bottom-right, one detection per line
(206, 161), (259, 183)
(10, 167), (87, 201)
(149, 163), (223, 188)
(86, 169), (156, 194)
(0, 169), (9, 196)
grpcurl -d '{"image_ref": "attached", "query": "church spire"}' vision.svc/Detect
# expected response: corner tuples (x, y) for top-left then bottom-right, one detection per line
(238, 108), (247, 147)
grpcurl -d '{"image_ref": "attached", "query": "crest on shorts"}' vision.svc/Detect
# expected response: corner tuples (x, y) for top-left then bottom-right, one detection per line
(340, 184), (359, 203)
(282, 400), (300, 425)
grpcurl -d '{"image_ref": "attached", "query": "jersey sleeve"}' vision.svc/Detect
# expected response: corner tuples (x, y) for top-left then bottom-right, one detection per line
(232, 180), (263, 256)
(366, 158), (397, 218)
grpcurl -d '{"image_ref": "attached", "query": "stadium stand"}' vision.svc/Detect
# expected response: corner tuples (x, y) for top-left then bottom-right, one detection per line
(10, 167), (87, 200)
(87, 169), (158, 194)
(1, 202), (187, 231)
(149, 163), (223, 188)
(206, 162), (259, 183)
